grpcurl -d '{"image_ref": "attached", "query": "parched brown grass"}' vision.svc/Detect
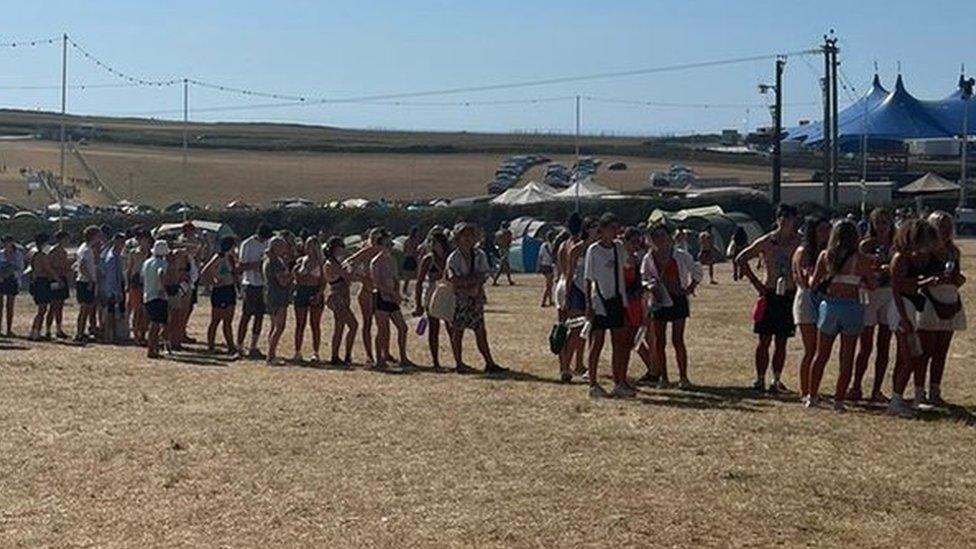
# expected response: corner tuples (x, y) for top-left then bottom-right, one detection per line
(0, 140), (799, 210)
(1, 242), (973, 548)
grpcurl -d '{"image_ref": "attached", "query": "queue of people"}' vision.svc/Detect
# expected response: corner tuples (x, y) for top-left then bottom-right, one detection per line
(0, 205), (967, 420)
(734, 204), (967, 417)
(0, 220), (508, 376)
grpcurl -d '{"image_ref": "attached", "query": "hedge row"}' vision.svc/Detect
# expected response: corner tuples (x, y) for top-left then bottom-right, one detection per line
(1, 192), (779, 243)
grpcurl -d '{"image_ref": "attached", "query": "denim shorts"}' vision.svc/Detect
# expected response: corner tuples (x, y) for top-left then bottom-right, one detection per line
(817, 297), (864, 336)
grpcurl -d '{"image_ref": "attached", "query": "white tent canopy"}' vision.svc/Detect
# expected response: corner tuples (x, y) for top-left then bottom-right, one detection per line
(491, 181), (558, 205)
(553, 177), (614, 199)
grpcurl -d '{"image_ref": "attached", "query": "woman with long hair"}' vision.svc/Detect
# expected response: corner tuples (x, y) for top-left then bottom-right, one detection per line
(641, 223), (703, 389)
(913, 211), (966, 406)
(806, 220), (874, 410)
(200, 236), (239, 356)
(792, 215), (830, 399)
(324, 237), (358, 366)
(851, 208), (896, 402)
(344, 229), (385, 365)
(292, 236), (326, 363)
(263, 236), (294, 365)
(413, 228), (452, 369)
(886, 219), (941, 418)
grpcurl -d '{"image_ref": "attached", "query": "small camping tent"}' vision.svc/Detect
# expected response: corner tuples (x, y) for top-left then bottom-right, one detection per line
(647, 205), (760, 260)
(504, 216), (559, 273)
(490, 181), (557, 205)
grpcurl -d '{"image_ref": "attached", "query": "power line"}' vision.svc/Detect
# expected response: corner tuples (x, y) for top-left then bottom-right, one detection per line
(0, 36), (59, 48)
(67, 37), (181, 87)
(584, 95), (820, 109)
(0, 82), (144, 90)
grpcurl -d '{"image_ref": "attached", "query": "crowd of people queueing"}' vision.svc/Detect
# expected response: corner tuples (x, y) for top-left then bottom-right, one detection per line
(542, 204), (966, 418)
(0, 204), (967, 420)
(0, 221), (507, 375)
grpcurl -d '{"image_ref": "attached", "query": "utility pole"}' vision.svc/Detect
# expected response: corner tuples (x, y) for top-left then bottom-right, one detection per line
(772, 57), (784, 204)
(182, 78), (189, 167)
(961, 77), (973, 209)
(58, 32), (67, 230)
(821, 40), (832, 207)
(830, 38), (840, 207)
(574, 94), (581, 212)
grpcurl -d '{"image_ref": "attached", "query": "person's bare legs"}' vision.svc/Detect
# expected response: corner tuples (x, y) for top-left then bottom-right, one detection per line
(267, 309), (286, 363)
(610, 327), (631, 386)
(672, 319), (689, 383)
(31, 304), (48, 338)
(147, 321), (162, 358)
(207, 306), (221, 351)
(474, 325), (495, 367)
(293, 306), (309, 360)
(754, 334), (771, 387)
(653, 320), (668, 383)
(249, 313), (264, 354)
(391, 311), (411, 366)
(852, 325), (875, 400)
(358, 295), (374, 364)
(236, 311), (251, 351)
(771, 335), (788, 387)
(797, 323), (818, 397)
(928, 331), (953, 403)
(428, 317), (442, 368)
(587, 329), (606, 387)
(374, 310), (391, 367)
(541, 273), (553, 307)
(222, 307), (236, 353)
(834, 334), (858, 406)
(451, 325), (465, 368)
(808, 332), (837, 401)
(309, 306), (323, 361)
(870, 326), (892, 401)
(558, 326), (582, 377)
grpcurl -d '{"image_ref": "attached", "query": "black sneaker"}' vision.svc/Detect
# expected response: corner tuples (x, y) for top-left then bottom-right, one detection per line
(485, 363), (509, 376)
(559, 372), (573, 384)
(768, 380), (789, 394)
(752, 380), (765, 393)
(635, 372), (660, 387)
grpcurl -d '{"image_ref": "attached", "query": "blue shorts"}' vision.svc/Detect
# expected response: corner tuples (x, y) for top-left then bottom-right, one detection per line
(817, 297), (864, 336)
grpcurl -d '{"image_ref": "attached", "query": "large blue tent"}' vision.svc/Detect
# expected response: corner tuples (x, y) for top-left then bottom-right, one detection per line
(784, 73), (973, 153)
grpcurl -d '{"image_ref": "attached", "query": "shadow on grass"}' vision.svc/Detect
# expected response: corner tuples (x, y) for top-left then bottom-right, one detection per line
(633, 384), (773, 413)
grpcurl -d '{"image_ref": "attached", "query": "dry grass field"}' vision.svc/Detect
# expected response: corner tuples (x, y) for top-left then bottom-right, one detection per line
(1, 244), (974, 547)
(0, 140), (804, 210)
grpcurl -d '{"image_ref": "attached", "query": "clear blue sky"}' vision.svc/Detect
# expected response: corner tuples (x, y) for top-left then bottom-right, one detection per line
(1, 0), (973, 135)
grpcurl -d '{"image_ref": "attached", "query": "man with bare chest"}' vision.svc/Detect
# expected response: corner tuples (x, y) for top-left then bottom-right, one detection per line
(735, 204), (800, 393)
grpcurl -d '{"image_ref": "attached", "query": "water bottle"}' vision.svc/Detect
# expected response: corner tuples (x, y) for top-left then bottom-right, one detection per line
(907, 332), (923, 357)
(415, 314), (428, 336)
(775, 276), (786, 296)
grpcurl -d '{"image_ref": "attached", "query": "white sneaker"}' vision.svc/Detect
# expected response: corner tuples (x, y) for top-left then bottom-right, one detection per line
(611, 383), (636, 398)
(588, 385), (609, 398)
(803, 395), (819, 410)
(887, 396), (915, 419)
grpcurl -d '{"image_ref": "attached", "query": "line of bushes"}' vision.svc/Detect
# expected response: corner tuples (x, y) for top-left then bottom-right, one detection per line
(1, 192), (777, 244)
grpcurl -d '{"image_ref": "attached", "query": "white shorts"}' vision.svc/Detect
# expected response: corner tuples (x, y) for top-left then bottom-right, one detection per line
(863, 286), (893, 327)
(887, 295), (919, 332)
(917, 284), (967, 332)
(554, 278), (567, 311)
(792, 288), (817, 325)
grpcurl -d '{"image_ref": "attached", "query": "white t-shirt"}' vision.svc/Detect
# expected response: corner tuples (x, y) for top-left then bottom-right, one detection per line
(142, 256), (168, 302)
(537, 242), (554, 267)
(239, 235), (268, 287)
(584, 240), (627, 315)
(75, 242), (97, 283)
(446, 248), (489, 278)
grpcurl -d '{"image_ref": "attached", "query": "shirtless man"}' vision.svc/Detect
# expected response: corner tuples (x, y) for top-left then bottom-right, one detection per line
(28, 233), (56, 340)
(369, 230), (412, 369)
(491, 222), (514, 286)
(46, 231), (71, 339)
(735, 204), (800, 393)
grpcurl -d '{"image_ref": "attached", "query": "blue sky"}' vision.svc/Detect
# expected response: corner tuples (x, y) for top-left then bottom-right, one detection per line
(1, 0), (974, 135)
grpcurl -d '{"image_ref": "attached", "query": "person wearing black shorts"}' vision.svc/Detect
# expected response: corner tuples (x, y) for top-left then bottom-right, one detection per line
(735, 204), (801, 393)
(584, 213), (631, 398)
(642, 224), (703, 390)
(142, 240), (170, 359)
(201, 235), (239, 356)
(28, 232), (55, 340)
